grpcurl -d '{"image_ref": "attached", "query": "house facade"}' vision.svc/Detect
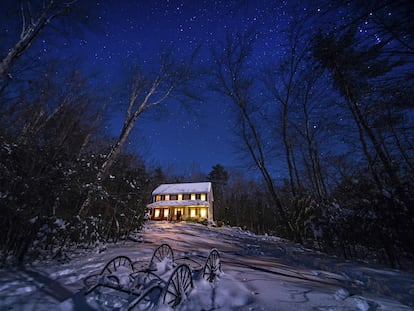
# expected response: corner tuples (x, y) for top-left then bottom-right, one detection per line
(146, 182), (214, 221)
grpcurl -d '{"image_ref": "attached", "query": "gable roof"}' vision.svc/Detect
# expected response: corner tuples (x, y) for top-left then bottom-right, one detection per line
(152, 182), (212, 195)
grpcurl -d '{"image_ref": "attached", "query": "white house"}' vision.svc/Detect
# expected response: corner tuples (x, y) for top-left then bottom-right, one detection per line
(146, 182), (214, 221)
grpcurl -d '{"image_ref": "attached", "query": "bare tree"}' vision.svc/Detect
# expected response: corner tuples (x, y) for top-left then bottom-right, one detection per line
(313, 27), (407, 196)
(297, 73), (328, 199)
(312, 8), (414, 263)
(78, 51), (195, 215)
(211, 32), (294, 240)
(0, 0), (78, 84)
(262, 25), (309, 197)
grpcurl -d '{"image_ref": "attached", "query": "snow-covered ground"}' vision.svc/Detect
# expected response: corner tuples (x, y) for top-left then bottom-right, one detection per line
(1, 221), (413, 310)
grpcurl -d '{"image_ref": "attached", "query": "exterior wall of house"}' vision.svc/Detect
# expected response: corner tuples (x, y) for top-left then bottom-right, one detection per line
(147, 183), (214, 221)
(150, 205), (210, 221)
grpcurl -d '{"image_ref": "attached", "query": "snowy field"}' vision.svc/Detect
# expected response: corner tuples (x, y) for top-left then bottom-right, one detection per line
(1, 221), (413, 310)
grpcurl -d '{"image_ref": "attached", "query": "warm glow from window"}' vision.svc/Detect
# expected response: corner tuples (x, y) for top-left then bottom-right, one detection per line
(165, 194), (170, 201)
(200, 194), (206, 201)
(154, 209), (160, 218)
(178, 194), (182, 200)
(191, 194), (196, 200)
(190, 209), (196, 217)
(156, 195), (161, 202)
(200, 208), (207, 218)
(164, 209), (169, 217)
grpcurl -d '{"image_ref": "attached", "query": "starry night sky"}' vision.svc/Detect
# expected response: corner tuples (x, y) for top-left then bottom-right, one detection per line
(2, 0), (329, 174)
(88, 0), (299, 174)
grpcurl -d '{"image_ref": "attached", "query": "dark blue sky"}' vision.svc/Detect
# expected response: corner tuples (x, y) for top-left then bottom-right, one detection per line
(75, 0), (303, 174)
(2, 0), (327, 174)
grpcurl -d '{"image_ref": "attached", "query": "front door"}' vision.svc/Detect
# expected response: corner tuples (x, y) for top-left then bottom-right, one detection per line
(163, 208), (169, 220)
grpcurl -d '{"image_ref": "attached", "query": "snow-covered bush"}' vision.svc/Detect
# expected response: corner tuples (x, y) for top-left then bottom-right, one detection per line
(313, 174), (414, 267)
(0, 70), (151, 265)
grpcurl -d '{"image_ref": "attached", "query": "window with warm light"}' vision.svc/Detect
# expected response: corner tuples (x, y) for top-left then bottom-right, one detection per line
(191, 194), (196, 200)
(178, 194), (182, 200)
(190, 208), (196, 217)
(200, 208), (207, 218)
(164, 209), (169, 218)
(154, 209), (160, 218)
(156, 195), (161, 202)
(165, 194), (170, 201)
(200, 193), (206, 201)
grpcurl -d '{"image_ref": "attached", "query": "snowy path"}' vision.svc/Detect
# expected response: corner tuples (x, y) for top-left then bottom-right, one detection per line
(0, 221), (413, 310)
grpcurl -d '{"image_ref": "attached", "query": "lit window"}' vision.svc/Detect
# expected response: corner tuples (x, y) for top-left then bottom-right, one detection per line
(165, 194), (170, 201)
(164, 209), (169, 217)
(154, 209), (160, 218)
(190, 209), (196, 217)
(200, 193), (206, 201)
(200, 208), (207, 218)
(191, 194), (196, 200)
(156, 195), (161, 202)
(178, 194), (182, 200)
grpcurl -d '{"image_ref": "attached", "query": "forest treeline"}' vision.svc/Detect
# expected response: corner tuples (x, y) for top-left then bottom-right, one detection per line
(1, 1), (413, 268)
(208, 0), (414, 268)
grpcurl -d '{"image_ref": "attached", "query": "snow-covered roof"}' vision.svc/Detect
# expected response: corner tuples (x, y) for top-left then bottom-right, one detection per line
(152, 182), (212, 195)
(147, 200), (209, 208)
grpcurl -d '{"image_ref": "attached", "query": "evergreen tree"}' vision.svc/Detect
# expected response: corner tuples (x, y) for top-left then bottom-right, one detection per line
(207, 164), (228, 222)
